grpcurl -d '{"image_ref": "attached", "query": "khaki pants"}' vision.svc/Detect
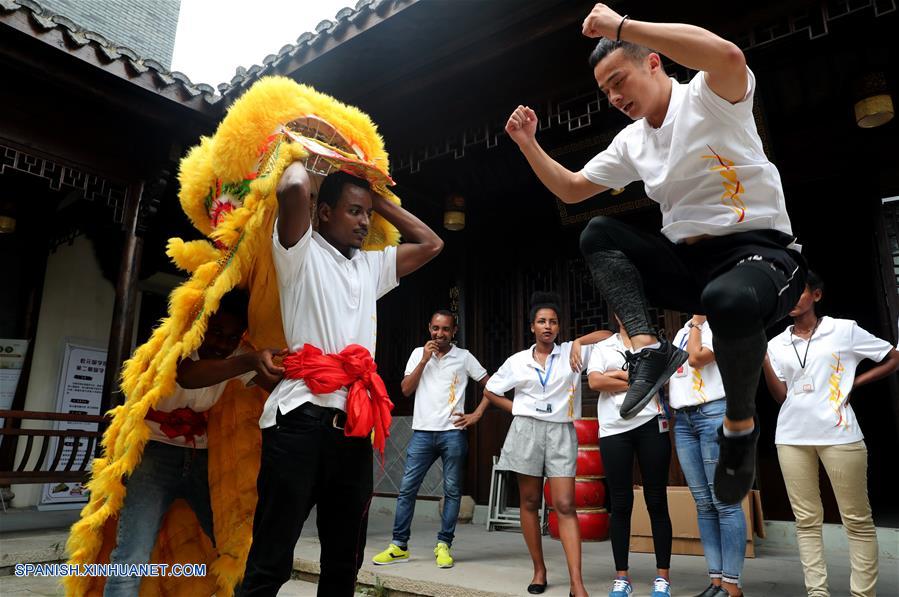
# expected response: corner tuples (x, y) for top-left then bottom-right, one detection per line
(777, 441), (878, 597)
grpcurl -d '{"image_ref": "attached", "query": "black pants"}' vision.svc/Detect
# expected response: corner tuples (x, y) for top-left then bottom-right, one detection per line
(580, 217), (806, 421)
(238, 406), (373, 597)
(601, 417), (672, 571)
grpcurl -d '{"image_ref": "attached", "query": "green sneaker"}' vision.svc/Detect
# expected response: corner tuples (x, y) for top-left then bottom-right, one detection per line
(372, 543), (409, 565)
(434, 542), (454, 568)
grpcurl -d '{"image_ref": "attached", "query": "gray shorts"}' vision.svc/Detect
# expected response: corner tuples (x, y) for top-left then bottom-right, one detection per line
(496, 416), (577, 478)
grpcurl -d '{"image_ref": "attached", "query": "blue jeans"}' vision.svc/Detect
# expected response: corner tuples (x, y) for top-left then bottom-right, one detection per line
(104, 441), (215, 597)
(674, 399), (746, 585)
(392, 430), (467, 548)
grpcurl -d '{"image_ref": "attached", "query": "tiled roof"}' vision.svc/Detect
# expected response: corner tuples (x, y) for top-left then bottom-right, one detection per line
(0, 0), (221, 110)
(0, 0), (415, 112)
(218, 0), (416, 98)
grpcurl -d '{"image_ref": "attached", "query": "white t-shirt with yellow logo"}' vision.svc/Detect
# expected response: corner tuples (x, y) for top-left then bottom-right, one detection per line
(404, 345), (487, 432)
(486, 342), (591, 423)
(581, 69), (795, 246)
(587, 334), (660, 438)
(668, 323), (726, 409)
(767, 317), (892, 445)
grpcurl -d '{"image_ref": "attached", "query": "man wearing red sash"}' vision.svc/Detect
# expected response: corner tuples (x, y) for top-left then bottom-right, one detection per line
(238, 166), (443, 596)
(105, 291), (283, 597)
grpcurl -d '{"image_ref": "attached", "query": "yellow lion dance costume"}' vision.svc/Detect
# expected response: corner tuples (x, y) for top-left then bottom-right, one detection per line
(64, 77), (402, 596)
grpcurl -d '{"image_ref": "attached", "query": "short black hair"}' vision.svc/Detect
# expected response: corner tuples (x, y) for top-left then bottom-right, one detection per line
(806, 269), (824, 292)
(217, 288), (249, 324)
(529, 291), (562, 323)
(318, 170), (371, 208)
(588, 39), (653, 69)
(431, 309), (457, 327)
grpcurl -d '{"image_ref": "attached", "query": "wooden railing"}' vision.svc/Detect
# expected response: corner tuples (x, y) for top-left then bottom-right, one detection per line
(0, 410), (106, 485)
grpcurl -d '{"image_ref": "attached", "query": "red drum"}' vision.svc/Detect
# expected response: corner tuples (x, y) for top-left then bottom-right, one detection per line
(544, 477), (606, 509)
(548, 508), (610, 541)
(575, 445), (604, 477)
(574, 418), (599, 446)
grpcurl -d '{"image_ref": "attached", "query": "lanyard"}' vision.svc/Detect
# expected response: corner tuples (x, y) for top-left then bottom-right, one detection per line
(679, 331), (690, 350)
(790, 318), (820, 369)
(535, 353), (556, 391)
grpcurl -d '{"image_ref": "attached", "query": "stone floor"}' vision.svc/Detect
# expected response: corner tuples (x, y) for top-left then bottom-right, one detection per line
(0, 574), (343, 596)
(1, 498), (897, 596)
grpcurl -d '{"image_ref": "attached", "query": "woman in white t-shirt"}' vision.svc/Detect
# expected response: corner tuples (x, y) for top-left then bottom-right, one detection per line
(485, 292), (609, 597)
(669, 315), (746, 597)
(587, 315), (672, 597)
(762, 271), (899, 597)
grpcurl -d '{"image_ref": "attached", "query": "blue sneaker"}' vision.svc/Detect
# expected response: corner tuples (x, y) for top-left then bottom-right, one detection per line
(609, 576), (633, 597)
(651, 576), (672, 596)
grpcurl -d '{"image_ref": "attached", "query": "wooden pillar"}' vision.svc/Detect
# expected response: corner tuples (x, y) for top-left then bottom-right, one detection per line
(99, 181), (144, 419)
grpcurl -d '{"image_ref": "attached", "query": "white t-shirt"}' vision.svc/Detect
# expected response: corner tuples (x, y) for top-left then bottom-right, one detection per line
(581, 69), (795, 245)
(586, 334), (660, 437)
(767, 317), (893, 446)
(485, 341), (591, 423)
(404, 345), (488, 431)
(260, 225), (399, 428)
(668, 323), (726, 409)
(149, 348), (255, 449)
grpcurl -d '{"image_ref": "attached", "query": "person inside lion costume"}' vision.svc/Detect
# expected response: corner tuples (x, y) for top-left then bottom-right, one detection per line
(64, 76), (410, 597)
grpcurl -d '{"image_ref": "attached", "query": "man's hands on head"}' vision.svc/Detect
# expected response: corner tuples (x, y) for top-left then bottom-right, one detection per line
(276, 161), (313, 249)
(582, 3), (624, 39)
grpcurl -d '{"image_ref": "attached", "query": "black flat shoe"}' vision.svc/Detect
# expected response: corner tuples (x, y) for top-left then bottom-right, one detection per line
(527, 582), (547, 594)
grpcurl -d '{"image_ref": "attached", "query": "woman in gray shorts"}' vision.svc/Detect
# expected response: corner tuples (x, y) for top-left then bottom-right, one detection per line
(485, 292), (610, 597)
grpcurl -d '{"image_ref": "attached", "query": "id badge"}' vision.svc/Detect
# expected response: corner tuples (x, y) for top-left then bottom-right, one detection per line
(657, 415), (670, 433)
(673, 365), (687, 378)
(535, 402), (553, 414)
(793, 375), (815, 395)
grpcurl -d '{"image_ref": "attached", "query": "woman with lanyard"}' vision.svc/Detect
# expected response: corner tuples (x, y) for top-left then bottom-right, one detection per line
(669, 314), (747, 597)
(587, 315), (673, 597)
(485, 292), (610, 597)
(762, 270), (899, 597)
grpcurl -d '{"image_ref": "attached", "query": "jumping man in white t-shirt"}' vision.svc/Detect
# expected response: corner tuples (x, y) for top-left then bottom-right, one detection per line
(238, 168), (443, 597)
(372, 310), (490, 569)
(504, 4), (806, 505)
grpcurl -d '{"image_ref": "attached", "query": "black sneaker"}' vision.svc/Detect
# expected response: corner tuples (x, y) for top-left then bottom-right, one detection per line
(714, 418), (760, 505)
(619, 337), (687, 420)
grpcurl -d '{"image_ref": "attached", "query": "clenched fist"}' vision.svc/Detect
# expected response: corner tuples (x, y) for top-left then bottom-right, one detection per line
(504, 105), (539, 147)
(582, 3), (625, 39)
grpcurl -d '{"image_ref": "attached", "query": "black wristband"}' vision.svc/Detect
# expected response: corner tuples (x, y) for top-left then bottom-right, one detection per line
(617, 15), (629, 42)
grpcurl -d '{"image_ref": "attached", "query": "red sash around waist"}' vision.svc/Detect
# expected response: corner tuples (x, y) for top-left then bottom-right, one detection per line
(145, 407), (208, 446)
(283, 343), (393, 458)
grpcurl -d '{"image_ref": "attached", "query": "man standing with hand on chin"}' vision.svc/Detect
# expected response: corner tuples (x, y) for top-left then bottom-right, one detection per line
(372, 310), (490, 570)
(505, 3), (806, 507)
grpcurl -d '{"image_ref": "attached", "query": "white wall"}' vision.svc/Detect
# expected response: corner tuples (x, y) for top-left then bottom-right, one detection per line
(12, 235), (115, 507)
